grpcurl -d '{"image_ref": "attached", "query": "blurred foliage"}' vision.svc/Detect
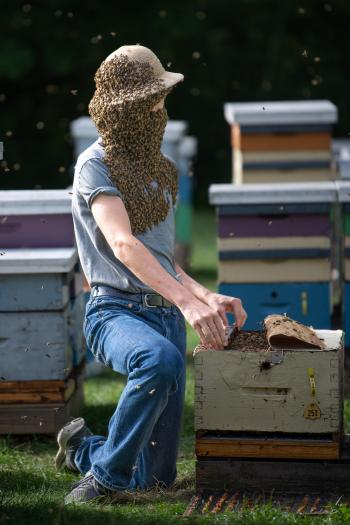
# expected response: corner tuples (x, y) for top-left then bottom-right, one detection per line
(0, 0), (349, 204)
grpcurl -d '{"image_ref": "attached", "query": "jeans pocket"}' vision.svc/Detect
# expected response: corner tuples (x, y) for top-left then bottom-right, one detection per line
(95, 296), (143, 316)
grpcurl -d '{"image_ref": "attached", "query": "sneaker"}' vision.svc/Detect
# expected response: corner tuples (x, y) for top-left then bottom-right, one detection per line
(65, 472), (136, 505)
(55, 417), (93, 472)
(64, 472), (110, 504)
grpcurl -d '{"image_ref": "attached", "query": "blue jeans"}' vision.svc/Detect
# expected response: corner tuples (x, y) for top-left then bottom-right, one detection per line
(74, 292), (187, 491)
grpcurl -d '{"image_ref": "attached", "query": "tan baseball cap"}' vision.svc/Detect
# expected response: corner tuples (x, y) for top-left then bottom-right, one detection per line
(104, 44), (184, 94)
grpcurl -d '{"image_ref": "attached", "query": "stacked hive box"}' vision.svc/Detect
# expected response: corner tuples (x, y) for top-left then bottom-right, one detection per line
(193, 327), (348, 505)
(333, 139), (350, 180)
(0, 190), (85, 434)
(0, 190), (76, 248)
(161, 123), (197, 269)
(224, 100), (338, 184)
(209, 182), (337, 329)
(195, 328), (344, 457)
(175, 136), (197, 267)
(336, 181), (350, 350)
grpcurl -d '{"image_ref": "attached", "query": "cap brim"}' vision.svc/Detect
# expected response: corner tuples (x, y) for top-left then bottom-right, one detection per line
(158, 71), (184, 89)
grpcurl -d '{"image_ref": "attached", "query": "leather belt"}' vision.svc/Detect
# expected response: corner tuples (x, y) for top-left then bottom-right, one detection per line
(91, 284), (173, 308)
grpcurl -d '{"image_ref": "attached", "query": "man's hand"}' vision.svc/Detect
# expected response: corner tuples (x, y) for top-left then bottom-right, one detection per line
(179, 296), (228, 350)
(174, 263), (248, 348)
(205, 292), (248, 330)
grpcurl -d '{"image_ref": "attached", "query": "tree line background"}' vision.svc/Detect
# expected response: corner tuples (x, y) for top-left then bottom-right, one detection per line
(0, 0), (349, 205)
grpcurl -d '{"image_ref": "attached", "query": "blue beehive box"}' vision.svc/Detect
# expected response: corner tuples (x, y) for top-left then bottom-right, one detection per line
(0, 247), (84, 380)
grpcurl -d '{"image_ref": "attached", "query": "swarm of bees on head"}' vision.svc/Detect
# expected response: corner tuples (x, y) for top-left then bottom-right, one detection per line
(88, 53), (179, 235)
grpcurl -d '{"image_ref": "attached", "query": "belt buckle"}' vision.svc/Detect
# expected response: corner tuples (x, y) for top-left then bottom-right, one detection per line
(144, 293), (159, 308)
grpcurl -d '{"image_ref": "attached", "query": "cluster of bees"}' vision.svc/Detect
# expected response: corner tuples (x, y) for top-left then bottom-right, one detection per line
(89, 53), (179, 235)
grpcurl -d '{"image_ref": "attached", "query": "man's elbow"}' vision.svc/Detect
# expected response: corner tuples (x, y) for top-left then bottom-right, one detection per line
(112, 234), (138, 263)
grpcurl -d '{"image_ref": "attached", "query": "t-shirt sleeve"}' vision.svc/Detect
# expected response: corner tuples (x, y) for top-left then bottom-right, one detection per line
(77, 157), (123, 210)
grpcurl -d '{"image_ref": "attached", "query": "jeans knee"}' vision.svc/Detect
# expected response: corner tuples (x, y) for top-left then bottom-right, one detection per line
(153, 342), (184, 387)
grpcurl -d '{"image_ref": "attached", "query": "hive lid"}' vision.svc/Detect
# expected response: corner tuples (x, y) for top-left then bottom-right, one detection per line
(178, 136), (198, 158)
(0, 247), (78, 273)
(224, 100), (338, 126)
(209, 181), (337, 206)
(163, 120), (188, 142)
(0, 189), (72, 215)
(336, 180), (350, 202)
(70, 116), (99, 139)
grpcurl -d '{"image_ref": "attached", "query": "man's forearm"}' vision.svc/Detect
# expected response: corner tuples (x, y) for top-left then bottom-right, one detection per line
(174, 263), (212, 304)
(113, 237), (194, 308)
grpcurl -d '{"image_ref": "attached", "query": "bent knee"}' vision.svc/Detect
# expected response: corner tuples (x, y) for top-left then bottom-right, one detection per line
(153, 342), (184, 383)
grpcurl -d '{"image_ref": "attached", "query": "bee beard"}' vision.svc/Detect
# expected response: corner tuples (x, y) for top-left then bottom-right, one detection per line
(101, 104), (179, 235)
(106, 105), (168, 166)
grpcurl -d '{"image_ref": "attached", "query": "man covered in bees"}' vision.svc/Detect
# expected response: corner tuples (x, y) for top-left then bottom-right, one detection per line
(55, 44), (247, 504)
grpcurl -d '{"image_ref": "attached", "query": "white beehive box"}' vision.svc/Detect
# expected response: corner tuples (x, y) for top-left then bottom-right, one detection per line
(224, 100), (338, 126)
(195, 329), (344, 435)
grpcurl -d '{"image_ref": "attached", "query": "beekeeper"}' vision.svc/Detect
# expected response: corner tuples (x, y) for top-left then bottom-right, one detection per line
(56, 44), (247, 504)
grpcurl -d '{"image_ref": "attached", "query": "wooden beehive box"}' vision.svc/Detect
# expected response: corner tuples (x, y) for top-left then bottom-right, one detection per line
(336, 181), (350, 349)
(0, 189), (74, 248)
(195, 327), (344, 436)
(0, 247), (85, 380)
(223, 100), (337, 184)
(190, 316), (350, 516)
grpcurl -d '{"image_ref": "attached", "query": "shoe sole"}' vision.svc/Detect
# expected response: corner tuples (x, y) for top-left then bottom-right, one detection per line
(55, 417), (86, 471)
(64, 494), (107, 505)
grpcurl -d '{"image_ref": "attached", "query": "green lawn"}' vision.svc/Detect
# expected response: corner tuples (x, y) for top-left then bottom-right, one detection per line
(1, 209), (350, 524)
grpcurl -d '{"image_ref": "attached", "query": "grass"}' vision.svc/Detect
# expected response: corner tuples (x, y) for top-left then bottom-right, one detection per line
(1, 208), (350, 524)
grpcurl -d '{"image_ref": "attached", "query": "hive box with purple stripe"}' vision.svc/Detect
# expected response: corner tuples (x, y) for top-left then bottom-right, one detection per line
(0, 189), (75, 248)
(0, 247), (85, 380)
(209, 182), (337, 329)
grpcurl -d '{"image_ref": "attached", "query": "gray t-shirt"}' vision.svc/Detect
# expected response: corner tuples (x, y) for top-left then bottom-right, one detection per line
(71, 137), (180, 293)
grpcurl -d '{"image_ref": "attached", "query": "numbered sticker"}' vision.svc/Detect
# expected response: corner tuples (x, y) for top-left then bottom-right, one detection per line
(303, 402), (321, 420)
